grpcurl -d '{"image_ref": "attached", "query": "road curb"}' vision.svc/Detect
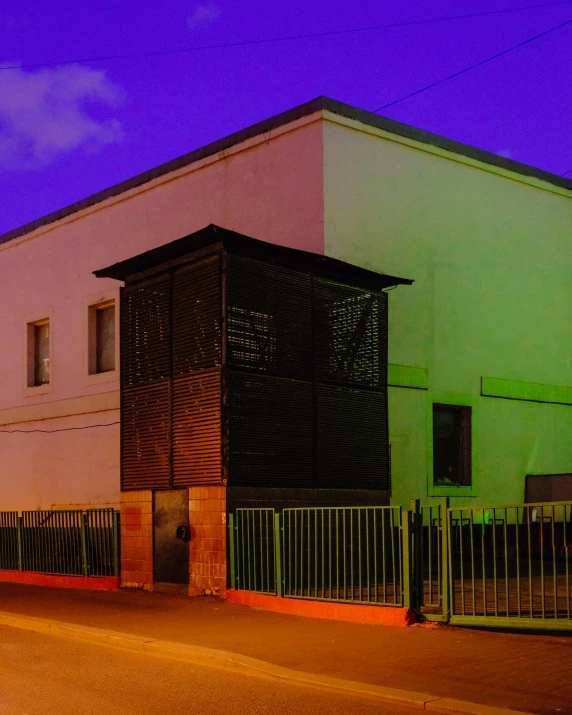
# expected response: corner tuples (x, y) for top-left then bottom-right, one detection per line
(0, 610), (533, 715)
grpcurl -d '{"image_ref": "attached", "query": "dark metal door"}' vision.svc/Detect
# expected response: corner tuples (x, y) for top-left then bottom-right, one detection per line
(153, 490), (189, 585)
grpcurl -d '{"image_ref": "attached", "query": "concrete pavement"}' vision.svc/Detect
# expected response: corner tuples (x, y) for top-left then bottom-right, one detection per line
(0, 582), (570, 714)
(0, 625), (427, 715)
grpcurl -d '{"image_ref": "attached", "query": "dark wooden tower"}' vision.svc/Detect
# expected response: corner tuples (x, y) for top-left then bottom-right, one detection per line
(95, 225), (411, 593)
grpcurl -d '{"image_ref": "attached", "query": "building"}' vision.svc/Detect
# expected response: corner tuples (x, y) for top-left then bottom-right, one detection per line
(1, 97), (571, 593)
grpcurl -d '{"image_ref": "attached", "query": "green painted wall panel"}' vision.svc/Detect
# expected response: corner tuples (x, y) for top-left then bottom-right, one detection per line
(388, 364), (428, 390)
(323, 120), (572, 507)
(482, 376), (572, 406)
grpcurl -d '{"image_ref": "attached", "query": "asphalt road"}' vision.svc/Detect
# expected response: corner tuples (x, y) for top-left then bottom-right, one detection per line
(0, 626), (425, 715)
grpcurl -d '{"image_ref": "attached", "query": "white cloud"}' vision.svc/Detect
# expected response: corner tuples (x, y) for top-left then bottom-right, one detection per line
(0, 63), (124, 170)
(0, 16), (17, 29)
(187, 3), (221, 29)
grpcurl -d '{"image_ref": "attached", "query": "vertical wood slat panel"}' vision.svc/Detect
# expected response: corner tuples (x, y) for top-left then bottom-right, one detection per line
(121, 381), (171, 490)
(173, 369), (222, 486)
(121, 274), (171, 387)
(121, 273), (172, 490)
(173, 255), (222, 374)
(121, 254), (223, 490)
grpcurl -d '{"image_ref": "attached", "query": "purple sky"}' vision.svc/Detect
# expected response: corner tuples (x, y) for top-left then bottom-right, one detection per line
(1, 0), (571, 236)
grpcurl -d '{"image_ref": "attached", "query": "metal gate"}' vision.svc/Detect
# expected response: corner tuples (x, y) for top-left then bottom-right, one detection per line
(446, 502), (572, 629)
(229, 500), (572, 631)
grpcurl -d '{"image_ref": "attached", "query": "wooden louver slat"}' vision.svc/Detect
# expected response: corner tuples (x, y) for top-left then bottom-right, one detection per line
(313, 278), (386, 387)
(226, 255), (312, 380)
(228, 372), (313, 488)
(121, 275), (171, 387)
(172, 255), (222, 375)
(121, 381), (170, 490)
(172, 368), (222, 486)
(316, 384), (389, 491)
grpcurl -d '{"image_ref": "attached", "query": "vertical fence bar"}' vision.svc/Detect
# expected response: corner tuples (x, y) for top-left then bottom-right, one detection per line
(366, 510), (370, 602)
(274, 512), (282, 597)
(390, 507), (397, 604)
(321, 509), (325, 599)
(447, 509), (454, 617)
(401, 510), (411, 609)
(551, 504), (557, 619)
(516, 507), (521, 618)
(565, 506), (570, 620)
(441, 500), (449, 620)
(503, 508), (509, 617)
(381, 509), (387, 602)
(113, 510), (120, 577)
(17, 515), (23, 572)
(228, 513), (235, 590)
(540, 505), (546, 619)
(492, 509), (498, 617)
(410, 500), (422, 611)
(469, 510), (475, 616)
(373, 509), (378, 603)
(80, 512), (88, 577)
(527, 507), (533, 618)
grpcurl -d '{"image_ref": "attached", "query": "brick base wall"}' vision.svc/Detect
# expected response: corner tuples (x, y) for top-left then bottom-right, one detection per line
(188, 486), (227, 597)
(120, 490), (153, 590)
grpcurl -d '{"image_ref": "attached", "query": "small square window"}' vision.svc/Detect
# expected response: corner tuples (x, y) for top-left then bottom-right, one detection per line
(89, 301), (116, 375)
(432, 404), (471, 487)
(27, 319), (50, 387)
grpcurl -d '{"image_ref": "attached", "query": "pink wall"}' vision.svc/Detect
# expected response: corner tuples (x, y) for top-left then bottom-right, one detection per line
(0, 116), (324, 510)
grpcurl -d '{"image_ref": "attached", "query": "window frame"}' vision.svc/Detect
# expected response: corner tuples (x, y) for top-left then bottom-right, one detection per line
(427, 391), (477, 497)
(25, 309), (53, 396)
(86, 290), (120, 385)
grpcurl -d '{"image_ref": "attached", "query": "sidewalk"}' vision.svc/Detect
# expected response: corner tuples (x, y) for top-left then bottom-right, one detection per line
(0, 582), (570, 715)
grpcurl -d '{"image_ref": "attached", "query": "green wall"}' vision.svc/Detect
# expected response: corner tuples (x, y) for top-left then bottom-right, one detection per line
(324, 119), (572, 508)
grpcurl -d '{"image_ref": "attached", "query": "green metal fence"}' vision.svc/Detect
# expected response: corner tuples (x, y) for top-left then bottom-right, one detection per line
(0, 509), (119, 577)
(411, 501), (448, 621)
(229, 509), (277, 593)
(281, 507), (404, 605)
(447, 502), (572, 629)
(0, 512), (18, 571)
(229, 506), (405, 606)
(229, 500), (572, 629)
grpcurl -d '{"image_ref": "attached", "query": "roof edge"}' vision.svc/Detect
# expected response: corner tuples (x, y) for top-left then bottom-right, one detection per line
(94, 223), (414, 290)
(2, 95), (571, 247)
(0, 97), (327, 247)
(321, 97), (572, 192)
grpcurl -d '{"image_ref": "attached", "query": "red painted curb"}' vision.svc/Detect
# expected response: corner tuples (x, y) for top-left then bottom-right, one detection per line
(0, 570), (119, 590)
(225, 590), (415, 626)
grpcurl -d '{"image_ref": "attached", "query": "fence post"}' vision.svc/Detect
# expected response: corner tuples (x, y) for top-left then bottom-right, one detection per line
(440, 498), (450, 621)
(17, 515), (23, 571)
(80, 513), (88, 577)
(113, 510), (120, 578)
(274, 512), (282, 597)
(228, 513), (236, 590)
(401, 510), (412, 610)
(410, 499), (422, 611)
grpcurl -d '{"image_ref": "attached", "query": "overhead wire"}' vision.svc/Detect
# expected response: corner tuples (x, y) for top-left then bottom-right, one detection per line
(1, 0), (572, 71)
(372, 16), (572, 112)
(0, 422), (120, 434)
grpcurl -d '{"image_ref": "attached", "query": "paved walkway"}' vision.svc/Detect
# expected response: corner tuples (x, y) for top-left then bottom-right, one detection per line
(0, 583), (570, 714)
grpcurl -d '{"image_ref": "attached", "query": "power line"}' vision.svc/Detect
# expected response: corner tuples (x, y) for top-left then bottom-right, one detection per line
(562, 168), (572, 176)
(1, 1), (572, 71)
(372, 16), (572, 112)
(0, 422), (120, 434)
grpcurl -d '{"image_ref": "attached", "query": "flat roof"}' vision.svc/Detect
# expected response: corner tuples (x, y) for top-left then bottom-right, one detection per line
(94, 223), (413, 290)
(3, 96), (571, 247)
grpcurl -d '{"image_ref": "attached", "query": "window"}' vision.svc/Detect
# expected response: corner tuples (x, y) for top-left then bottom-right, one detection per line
(89, 301), (116, 375)
(27, 319), (50, 386)
(432, 404), (471, 487)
